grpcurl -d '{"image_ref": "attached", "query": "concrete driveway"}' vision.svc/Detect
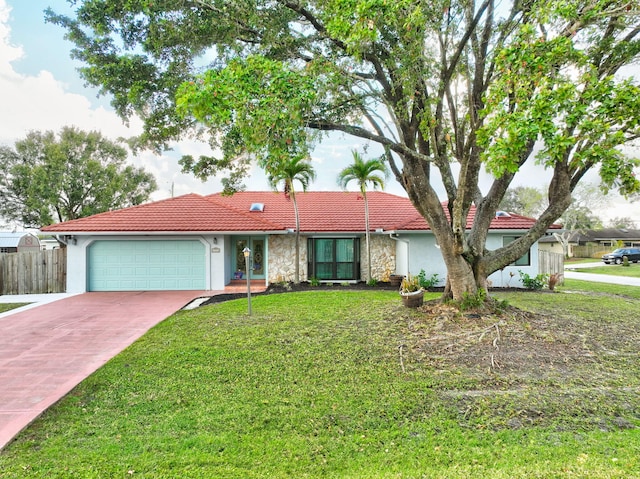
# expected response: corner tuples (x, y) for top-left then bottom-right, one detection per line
(0, 290), (208, 450)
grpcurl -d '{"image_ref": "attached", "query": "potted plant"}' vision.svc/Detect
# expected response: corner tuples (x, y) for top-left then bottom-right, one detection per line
(399, 275), (424, 308)
(389, 273), (404, 288)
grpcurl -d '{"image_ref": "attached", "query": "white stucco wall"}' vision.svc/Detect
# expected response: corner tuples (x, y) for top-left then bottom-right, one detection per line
(396, 233), (447, 287)
(64, 235), (222, 293)
(395, 232), (542, 288)
(485, 233), (540, 288)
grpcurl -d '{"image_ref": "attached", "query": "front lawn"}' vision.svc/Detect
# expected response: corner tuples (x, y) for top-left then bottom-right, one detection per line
(1, 290), (638, 478)
(0, 303), (28, 314)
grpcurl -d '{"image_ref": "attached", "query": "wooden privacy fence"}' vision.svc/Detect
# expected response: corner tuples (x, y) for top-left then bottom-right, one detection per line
(538, 250), (564, 278)
(0, 248), (66, 295)
(572, 244), (610, 259)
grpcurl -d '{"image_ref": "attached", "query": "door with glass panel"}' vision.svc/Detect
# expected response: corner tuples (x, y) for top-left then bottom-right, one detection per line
(309, 238), (360, 281)
(233, 237), (265, 280)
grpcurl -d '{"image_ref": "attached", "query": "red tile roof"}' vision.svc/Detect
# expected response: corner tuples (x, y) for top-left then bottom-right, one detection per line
(41, 191), (553, 233)
(41, 194), (281, 233)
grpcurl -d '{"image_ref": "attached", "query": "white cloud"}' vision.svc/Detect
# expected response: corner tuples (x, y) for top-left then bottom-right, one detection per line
(0, 3), (138, 142)
(0, 0), (209, 200)
(0, 1), (20, 70)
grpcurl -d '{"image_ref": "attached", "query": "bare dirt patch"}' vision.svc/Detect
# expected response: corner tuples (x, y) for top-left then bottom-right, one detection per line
(398, 299), (640, 430)
(409, 301), (595, 381)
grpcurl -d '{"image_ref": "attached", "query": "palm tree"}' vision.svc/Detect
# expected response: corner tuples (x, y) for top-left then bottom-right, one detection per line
(337, 151), (388, 281)
(268, 156), (316, 283)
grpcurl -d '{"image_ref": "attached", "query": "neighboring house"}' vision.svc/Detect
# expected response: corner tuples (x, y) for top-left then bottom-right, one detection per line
(570, 229), (640, 249)
(538, 234), (567, 256)
(40, 191), (558, 293)
(540, 229), (640, 257)
(0, 232), (41, 253)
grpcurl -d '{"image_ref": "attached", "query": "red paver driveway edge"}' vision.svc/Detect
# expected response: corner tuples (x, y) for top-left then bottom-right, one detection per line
(0, 290), (209, 451)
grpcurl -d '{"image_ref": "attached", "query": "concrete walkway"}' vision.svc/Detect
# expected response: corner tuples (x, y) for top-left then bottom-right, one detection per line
(0, 291), (209, 450)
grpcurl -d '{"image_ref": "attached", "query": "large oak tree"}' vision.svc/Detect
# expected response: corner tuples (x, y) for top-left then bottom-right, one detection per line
(0, 127), (157, 228)
(47, 1), (640, 300)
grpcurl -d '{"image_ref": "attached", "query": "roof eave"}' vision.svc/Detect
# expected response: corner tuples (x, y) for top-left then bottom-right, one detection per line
(44, 229), (290, 236)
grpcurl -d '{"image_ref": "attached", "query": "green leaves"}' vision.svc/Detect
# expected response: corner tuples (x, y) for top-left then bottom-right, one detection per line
(177, 55), (320, 179)
(337, 150), (388, 193)
(480, 13), (640, 197)
(0, 127), (157, 228)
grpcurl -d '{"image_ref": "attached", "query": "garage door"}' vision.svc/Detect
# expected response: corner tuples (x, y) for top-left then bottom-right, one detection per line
(88, 240), (206, 291)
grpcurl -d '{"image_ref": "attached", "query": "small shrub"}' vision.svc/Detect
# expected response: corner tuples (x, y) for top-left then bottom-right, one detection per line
(309, 277), (321, 286)
(493, 297), (510, 312)
(367, 278), (378, 287)
(518, 271), (548, 290)
(458, 288), (487, 311)
(341, 282), (351, 287)
(417, 269), (440, 289)
(548, 273), (563, 291)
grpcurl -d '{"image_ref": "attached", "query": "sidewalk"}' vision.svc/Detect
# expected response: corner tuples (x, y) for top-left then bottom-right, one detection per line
(0, 293), (81, 319)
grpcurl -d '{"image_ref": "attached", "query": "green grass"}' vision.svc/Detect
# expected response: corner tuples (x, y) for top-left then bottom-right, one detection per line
(560, 278), (640, 299)
(569, 263), (640, 278)
(0, 303), (29, 314)
(1, 290), (639, 478)
(565, 257), (602, 265)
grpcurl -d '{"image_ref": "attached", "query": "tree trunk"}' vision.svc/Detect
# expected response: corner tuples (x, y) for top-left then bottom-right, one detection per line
(293, 193), (301, 284)
(364, 191), (371, 281)
(440, 251), (479, 301)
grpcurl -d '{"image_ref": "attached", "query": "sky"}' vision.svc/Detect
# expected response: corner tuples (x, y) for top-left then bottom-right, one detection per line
(0, 0), (638, 225)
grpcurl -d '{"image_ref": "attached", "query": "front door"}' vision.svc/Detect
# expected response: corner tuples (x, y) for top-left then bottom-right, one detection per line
(234, 237), (266, 280)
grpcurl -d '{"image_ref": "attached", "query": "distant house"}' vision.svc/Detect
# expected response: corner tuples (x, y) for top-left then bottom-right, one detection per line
(539, 228), (640, 257)
(570, 229), (640, 248)
(538, 233), (566, 256)
(0, 232), (41, 253)
(41, 192), (560, 293)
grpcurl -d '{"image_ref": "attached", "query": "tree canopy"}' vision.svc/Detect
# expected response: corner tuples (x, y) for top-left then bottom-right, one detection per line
(498, 186), (547, 218)
(0, 127), (157, 228)
(47, 0), (640, 300)
(499, 183), (608, 230)
(608, 216), (638, 229)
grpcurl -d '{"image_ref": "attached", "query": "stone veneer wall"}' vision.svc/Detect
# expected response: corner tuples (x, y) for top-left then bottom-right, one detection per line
(363, 234), (396, 281)
(268, 234), (396, 283)
(268, 235), (308, 283)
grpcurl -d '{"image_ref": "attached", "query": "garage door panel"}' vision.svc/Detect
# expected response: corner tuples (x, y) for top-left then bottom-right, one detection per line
(88, 240), (206, 291)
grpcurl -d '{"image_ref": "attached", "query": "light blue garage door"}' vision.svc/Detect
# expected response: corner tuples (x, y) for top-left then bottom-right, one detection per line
(88, 240), (206, 291)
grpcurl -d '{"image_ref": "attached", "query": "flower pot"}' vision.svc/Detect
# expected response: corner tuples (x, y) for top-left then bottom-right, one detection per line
(400, 289), (424, 308)
(389, 274), (404, 288)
